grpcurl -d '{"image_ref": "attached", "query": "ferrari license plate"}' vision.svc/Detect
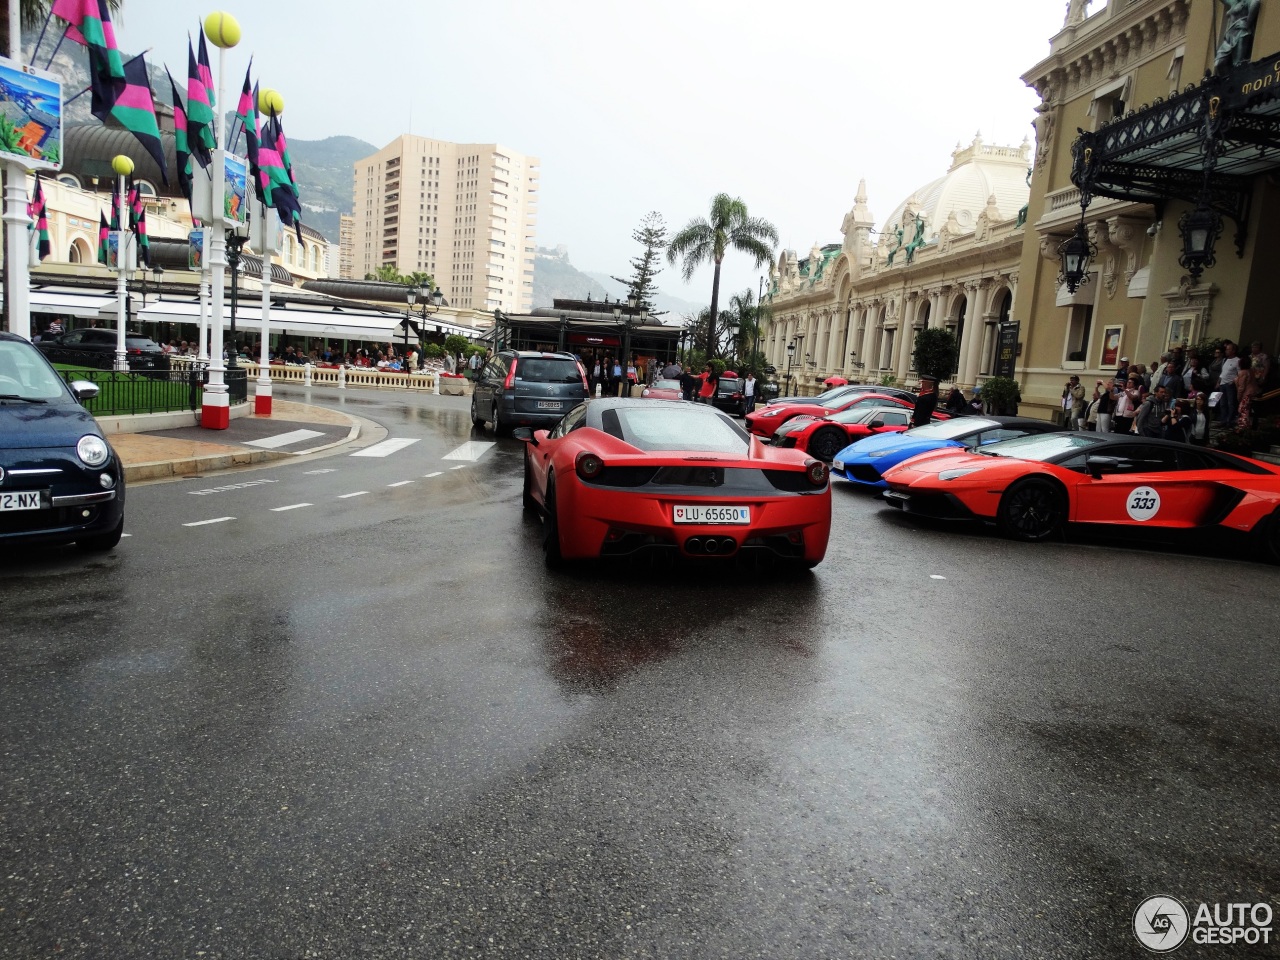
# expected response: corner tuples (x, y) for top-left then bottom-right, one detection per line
(673, 504), (751, 525)
(0, 491), (42, 511)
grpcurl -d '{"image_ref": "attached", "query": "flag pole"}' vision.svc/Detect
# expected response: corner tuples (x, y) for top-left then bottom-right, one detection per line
(29, 8), (57, 67)
(43, 32), (67, 70)
(62, 49), (151, 105)
(200, 14), (238, 431)
(111, 156), (133, 371)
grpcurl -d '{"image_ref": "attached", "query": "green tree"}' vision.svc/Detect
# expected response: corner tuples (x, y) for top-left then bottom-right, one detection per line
(912, 328), (960, 381)
(611, 211), (667, 313)
(667, 194), (777, 359)
(725, 288), (760, 360)
(443, 334), (469, 359)
(366, 265), (405, 283)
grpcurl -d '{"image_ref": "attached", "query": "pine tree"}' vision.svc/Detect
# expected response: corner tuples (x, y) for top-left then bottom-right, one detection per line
(612, 212), (667, 314)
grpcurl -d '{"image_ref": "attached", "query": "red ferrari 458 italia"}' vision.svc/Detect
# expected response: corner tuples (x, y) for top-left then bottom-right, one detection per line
(641, 378), (684, 401)
(881, 432), (1280, 561)
(517, 398), (832, 568)
(745, 392), (916, 439)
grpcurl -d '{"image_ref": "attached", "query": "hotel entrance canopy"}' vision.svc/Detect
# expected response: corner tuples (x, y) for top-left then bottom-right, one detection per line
(1071, 51), (1280, 255)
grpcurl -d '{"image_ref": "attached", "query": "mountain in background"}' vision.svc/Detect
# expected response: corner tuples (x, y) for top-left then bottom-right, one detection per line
(532, 247), (612, 308)
(583, 272), (704, 320)
(286, 136), (376, 244)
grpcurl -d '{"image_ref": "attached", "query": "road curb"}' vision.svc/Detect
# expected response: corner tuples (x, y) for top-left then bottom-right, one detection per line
(123, 448), (292, 483)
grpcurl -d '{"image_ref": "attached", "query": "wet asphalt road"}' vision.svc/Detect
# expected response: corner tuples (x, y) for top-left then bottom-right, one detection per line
(2, 385), (1278, 960)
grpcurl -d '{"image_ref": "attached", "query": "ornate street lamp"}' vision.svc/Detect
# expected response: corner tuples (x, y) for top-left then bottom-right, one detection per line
(405, 282), (443, 368)
(785, 340), (797, 395)
(1057, 216), (1096, 294)
(1177, 203), (1222, 285)
(611, 294), (648, 395)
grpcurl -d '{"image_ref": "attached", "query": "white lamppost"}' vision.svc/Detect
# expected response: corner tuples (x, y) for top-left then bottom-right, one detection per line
(110, 154), (135, 371)
(253, 86), (284, 417)
(3, 4), (30, 340)
(200, 11), (241, 430)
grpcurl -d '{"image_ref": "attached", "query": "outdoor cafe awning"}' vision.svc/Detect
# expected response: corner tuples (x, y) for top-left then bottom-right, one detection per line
(137, 298), (481, 341)
(29, 287), (116, 318)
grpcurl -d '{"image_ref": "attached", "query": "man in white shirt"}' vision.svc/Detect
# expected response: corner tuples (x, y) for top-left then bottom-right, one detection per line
(1217, 340), (1241, 425)
(743, 373), (757, 416)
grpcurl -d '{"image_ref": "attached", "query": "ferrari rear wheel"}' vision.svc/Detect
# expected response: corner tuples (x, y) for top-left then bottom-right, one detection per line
(807, 427), (846, 462)
(996, 478), (1065, 542)
(542, 475), (564, 568)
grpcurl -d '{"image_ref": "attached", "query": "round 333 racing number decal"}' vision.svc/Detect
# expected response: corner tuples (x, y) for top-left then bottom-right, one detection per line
(1126, 486), (1162, 522)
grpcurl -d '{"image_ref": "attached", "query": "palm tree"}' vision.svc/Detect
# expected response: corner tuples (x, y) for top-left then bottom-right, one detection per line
(667, 193), (777, 358)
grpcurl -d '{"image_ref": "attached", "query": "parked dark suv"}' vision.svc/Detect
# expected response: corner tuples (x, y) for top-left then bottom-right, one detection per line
(471, 350), (590, 435)
(710, 375), (748, 417)
(37, 328), (170, 373)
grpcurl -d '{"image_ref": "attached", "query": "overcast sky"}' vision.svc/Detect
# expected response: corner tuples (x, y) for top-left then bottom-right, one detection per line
(86, 0), (1068, 306)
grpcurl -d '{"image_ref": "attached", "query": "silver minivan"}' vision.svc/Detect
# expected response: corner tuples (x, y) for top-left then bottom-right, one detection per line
(471, 351), (590, 435)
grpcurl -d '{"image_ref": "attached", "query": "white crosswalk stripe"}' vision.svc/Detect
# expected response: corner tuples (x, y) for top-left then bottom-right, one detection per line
(184, 517), (235, 527)
(442, 440), (496, 461)
(337, 491), (368, 499)
(350, 438), (420, 458)
(387, 481), (414, 488)
(271, 503), (313, 512)
(245, 429), (326, 449)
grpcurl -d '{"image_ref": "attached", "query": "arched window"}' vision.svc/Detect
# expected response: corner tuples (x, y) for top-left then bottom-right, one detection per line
(57, 174), (81, 189)
(68, 238), (91, 263)
(135, 179), (158, 197)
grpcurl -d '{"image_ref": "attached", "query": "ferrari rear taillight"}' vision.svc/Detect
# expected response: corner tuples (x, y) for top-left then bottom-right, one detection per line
(804, 459), (829, 487)
(503, 358), (518, 390)
(576, 451), (604, 481)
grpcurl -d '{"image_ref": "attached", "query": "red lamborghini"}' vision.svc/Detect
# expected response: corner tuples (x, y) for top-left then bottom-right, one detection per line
(517, 398), (832, 568)
(881, 432), (1280, 561)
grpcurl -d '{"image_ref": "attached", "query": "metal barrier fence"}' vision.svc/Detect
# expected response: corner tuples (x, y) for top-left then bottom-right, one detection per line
(60, 368), (204, 416)
(59, 366), (250, 415)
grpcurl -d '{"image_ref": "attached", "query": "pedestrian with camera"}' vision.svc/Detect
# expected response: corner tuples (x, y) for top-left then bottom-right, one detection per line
(1093, 377), (1116, 433)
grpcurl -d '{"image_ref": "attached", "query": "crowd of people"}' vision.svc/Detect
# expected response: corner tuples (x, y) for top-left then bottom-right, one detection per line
(1054, 339), (1272, 444)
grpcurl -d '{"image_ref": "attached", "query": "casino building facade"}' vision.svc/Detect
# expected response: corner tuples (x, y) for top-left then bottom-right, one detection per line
(765, 0), (1280, 423)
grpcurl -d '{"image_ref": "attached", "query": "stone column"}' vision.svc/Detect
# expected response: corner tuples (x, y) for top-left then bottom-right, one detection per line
(960, 281), (989, 386)
(896, 293), (919, 381)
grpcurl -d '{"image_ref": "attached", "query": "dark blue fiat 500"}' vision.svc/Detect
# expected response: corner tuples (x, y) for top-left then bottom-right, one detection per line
(0, 331), (125, 552)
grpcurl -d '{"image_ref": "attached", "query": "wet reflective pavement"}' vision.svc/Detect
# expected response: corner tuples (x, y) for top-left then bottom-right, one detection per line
(2, 386), (1278, 959)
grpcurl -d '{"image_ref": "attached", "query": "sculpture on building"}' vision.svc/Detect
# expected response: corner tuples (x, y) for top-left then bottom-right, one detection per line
(904, 216), (928, 264)
(1065, 0), (1090, 27)
(885, 224), (905, 266)
(1033, 105), (1054, 171)
(1215, 0), (1262, 75)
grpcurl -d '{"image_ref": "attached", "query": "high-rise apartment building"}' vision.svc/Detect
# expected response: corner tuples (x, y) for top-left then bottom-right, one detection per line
(351, 136), (540, 313)
(338, 214), (355, 279)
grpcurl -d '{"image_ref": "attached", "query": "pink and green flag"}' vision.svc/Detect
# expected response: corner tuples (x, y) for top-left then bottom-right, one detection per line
(186, 36), (216, 167)
(106, 54), (168, 185)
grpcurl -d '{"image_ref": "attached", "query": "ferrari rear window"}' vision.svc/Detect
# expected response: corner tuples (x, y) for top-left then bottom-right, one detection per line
(604, 408), (749, 453)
